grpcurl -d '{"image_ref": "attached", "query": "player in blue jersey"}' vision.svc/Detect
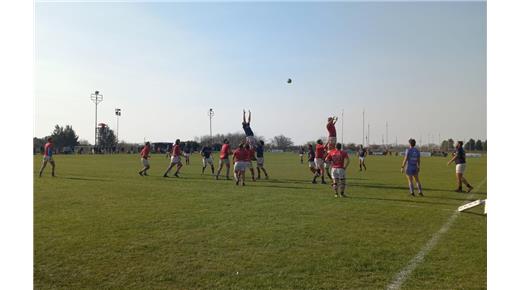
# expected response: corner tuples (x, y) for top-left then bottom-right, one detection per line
(358, 145), (367, 171)
(255, 140), (269, 180)
(447, 141), (474, 193)
(400, 138), (423, 196)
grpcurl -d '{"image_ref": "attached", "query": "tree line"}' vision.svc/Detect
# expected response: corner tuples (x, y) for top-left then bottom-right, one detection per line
(440, 138), (487, 152)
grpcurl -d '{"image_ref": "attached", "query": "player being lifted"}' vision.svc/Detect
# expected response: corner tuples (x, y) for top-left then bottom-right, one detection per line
(255, 140), (269, 180)
(325, 143), (350, 198)
(163, 139), (183, 178)
(200, 145), (215, 175)
(400, 138), (423, 196)
(326, 116), (338, 146)
(216, 139), (232, 180)
(358, 145), (368, 171)
(138, 141), (151, 176)
(38, 137), (55, 177)
(312, 139), (327, 184)
(232, 143), (248, 186)
(447, 141), (474, 193)
(242, 110), (256, 147)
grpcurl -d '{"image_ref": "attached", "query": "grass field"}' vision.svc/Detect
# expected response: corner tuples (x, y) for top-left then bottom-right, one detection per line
(34, 152), (486, 289)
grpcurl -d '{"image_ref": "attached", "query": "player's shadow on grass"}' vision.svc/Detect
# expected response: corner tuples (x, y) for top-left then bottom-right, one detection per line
(61, 176), (112, 182)
(349, 195), (456, 207)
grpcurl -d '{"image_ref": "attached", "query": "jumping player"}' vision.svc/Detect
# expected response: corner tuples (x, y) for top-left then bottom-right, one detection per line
(216, 139), (232, 180)
(325, 143), (350, 197)
(256, 140), (269, 180)
(447, 141), (474, 193)
(163, 139), (183, 178)
(326, 116), (338, 146)
(358, 145), (367, 171)
(200, 145), (215, 175)
(400, 138), (423, 196)
(38, 137), (55, 177)
(138, 141), (151, 176)
(232, 143), (248, 186)
(312, 139), (327, 184)
(242, 110), (256, 147)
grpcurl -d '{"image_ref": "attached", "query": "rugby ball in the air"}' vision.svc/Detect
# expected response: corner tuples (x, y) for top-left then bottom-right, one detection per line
(287, 78), (292, 84)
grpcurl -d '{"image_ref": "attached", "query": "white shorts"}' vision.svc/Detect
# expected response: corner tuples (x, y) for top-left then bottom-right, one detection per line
(324, 160), (331, 169)
(456, 163), (466, 174)
(256, 157), (264, 167)
(170, 156), (182, 165)
(359, 157), (365, 162)
(246, 136), (256, 146)
(184, 153), (190, 158)
(43, 156), (53, 162)
(141, 158), (149, 167)
(331, 168), (346, 179)
(202, 157), (214, 167)
(308, 161), (316, 169)
(315, 158), (324, 168)
(234, 161), (248, 172)
(219, 158), (230, 167)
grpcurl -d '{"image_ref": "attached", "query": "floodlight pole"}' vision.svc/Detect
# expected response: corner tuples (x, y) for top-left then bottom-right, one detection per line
(115, 108), (121, 143)
(208, 108), (214, 143)
(362, 109), (365, 146)
(90, 91), (103, 147)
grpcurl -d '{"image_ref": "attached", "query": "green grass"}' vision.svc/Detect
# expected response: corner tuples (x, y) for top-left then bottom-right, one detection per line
(34, 153), (486, 289)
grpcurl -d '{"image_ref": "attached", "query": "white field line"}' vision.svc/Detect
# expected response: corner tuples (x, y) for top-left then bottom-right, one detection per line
(386, 178), (487, 290)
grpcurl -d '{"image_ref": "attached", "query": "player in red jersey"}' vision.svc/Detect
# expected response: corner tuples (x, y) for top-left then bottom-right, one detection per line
(325, 143), (350, 197)
(323, 142), (334, 180)
(326, 116), (338, 146)
(138, 142), (151, 176)
(38, 137), (55, 177)
(163, 139), (183, 178)
(312, 139), (327, 184)
(216, 139), (232, 180)
(232, 143), (249, 186)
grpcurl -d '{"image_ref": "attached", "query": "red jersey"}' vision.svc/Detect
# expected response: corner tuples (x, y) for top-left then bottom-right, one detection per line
(172, 144), (181, 157)
(233, 148), (248, 162)
(220, 144), (230, 159)
(327, 122), (336, 137)
(315, 143), (326, 159)
(44, 142), (53, 157)
(325, 149), (349, 168)
(140, 145), (150, 159)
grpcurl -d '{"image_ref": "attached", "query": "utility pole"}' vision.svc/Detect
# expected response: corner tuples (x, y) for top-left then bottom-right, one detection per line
(386, 121), (389, 148)
(90, 91), (103, 147)
(367, 123), (370, 146)
(362, 109), (365, 146)
(115, 108), (121, 143)
(341, 109), (344, 144)
(208, 108), (214, 143)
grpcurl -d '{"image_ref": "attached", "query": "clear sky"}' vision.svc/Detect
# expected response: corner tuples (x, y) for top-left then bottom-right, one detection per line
(35, 1), (486, 145)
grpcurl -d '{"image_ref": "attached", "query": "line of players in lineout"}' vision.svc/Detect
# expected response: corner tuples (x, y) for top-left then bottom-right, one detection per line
(39, 110), (475, 197)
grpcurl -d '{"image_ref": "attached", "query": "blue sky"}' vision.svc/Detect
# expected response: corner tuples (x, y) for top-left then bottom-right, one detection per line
(35, 1), (486, 145)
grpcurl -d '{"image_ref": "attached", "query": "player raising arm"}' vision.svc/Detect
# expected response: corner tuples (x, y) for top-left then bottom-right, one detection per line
(326, 116), (338, 146)
(242, 110), (256, 147)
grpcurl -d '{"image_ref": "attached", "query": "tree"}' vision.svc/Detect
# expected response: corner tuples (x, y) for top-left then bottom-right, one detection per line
(441, 140), (449, 151)
(475, 139), (483, 151)
(98, 125), (117, 150)
(33, 137), (47, 154)
(271, 135), (294, 150)
(50, 125), (79, 151)
(467, 139), (476, 151)
(448, 139), (455, 151)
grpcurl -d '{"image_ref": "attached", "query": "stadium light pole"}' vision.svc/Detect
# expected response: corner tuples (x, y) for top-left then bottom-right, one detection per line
(115, 108), (121, 142)
(208, 108), (214, 143)
(90, 91), (103, 147)
(362, 109), (365, 146)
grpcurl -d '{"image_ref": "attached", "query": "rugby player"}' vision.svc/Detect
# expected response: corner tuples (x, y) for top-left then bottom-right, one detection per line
(400, 139), (423, 196)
